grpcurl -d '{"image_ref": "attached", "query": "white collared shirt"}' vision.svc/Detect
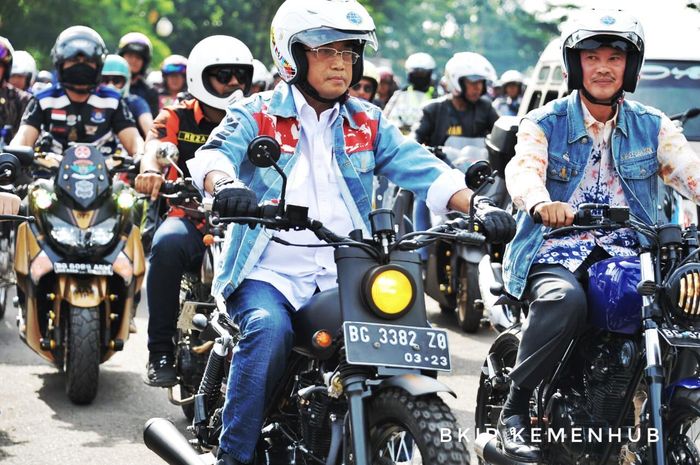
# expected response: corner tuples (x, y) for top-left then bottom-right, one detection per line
(246, 86), (354, 309)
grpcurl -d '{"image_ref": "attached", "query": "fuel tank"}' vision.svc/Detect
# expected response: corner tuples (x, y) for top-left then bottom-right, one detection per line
(292, 288), (341, 360)
(587, 256), (642, 335)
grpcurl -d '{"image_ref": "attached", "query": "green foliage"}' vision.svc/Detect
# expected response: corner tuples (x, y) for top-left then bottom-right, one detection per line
(0, 0), (559, 78)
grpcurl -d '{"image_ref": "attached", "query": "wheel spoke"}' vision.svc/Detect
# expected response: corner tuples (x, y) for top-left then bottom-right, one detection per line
(379, 430), (422, 464)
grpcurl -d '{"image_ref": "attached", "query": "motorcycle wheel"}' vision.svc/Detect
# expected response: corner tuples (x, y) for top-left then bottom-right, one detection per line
(64, 306), (101, 405)
(367, 389), (470, 465)
(474, 325), (522, 447)
(456, 260), (482, 333)
(180, 384), (195, 421)
(666, 388), (700, 464)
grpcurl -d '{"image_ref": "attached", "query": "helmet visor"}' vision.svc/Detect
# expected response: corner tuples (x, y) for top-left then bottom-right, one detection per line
(294, 27), (378, 51)
(162, 63), (186, 75)
(60, 39), (102, 62)
(567, 32), (643, 52)
(0, 44), (11, 63)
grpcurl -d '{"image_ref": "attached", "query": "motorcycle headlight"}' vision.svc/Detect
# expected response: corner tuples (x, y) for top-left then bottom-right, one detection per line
(363, 265), (416, 319)
(49, 217), (117, 249)
(32, 188), (54, 210)
(116, 189), (136, 211)
(665, 263), (700, 322)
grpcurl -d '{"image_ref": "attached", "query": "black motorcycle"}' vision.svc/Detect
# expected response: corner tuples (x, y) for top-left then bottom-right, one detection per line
(475, 203), (700, 465)
(144, 136), (495, 465)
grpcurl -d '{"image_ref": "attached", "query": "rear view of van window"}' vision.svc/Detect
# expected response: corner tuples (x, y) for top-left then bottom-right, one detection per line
(631, 60), (700, 141)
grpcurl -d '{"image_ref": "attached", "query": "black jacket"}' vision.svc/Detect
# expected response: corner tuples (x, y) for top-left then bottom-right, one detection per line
(413, 95), (499, 147)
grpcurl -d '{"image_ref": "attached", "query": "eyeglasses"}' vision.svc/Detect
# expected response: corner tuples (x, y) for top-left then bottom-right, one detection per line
(304, 47), (360, 64)
(207, 66), (250, 85)
(101, 76), (126, 87)
(352, 83), (375, 93)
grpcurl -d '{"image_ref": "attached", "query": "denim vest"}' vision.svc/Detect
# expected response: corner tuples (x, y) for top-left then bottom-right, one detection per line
(503, 91), (663, 298)
(201, 83), (451, 300)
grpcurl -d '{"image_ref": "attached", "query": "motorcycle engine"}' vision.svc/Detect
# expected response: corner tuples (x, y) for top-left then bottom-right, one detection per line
(548, 335), (639, 463)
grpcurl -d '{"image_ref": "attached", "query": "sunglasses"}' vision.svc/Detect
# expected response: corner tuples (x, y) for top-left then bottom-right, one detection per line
(101, 76), (126, 86)
(352, 83), (376, 93)
(208, 66), (250, 85)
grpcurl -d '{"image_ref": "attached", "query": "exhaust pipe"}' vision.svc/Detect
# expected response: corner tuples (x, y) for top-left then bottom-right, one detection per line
(143, 418), (207, 465)
(474, 432), (534, 465)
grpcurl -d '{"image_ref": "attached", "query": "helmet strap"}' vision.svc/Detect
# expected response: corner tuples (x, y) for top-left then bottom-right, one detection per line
(580, 86), (624, 107)
(297, 79), (348, 105)
(62, 82), (94, 95)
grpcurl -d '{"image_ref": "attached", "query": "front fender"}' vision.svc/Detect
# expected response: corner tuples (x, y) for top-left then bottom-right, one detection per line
(59, 275), (107, 308)
(378, 373), (456, 398)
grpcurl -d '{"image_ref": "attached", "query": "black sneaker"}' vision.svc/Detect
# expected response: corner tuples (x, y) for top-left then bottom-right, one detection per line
(144, 353), (177, 387)
(497, 412), (541, 463)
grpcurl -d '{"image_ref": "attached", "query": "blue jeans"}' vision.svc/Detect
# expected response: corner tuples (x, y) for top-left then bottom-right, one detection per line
(146, 217), (205, 354)
(220, 279), (295, 463)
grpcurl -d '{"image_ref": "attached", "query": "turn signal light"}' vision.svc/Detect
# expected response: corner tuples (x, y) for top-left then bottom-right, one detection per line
(203, 234), (215, 247)
(313, 330), (333, 349)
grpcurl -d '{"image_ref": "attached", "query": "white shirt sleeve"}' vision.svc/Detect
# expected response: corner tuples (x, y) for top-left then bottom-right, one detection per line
(186, 149), (237, 194)
(425, 168), (467, 215)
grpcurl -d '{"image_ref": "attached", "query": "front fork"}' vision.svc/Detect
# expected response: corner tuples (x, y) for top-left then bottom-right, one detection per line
(344, 375), (371, 465)
(640, 252), (665, 465)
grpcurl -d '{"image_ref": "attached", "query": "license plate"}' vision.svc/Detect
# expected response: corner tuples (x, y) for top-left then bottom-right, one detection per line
(659, 327), (700, 348)
(53, 262), (113, 276)
(343, 321), (451, 371)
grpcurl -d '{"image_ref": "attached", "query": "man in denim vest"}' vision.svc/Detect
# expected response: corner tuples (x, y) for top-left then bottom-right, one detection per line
(500, 9), (700, 462)
(187, 2), (515, 463)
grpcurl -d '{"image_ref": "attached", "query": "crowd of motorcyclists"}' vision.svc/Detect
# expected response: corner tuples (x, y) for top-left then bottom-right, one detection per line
(1, 0), (699, 464)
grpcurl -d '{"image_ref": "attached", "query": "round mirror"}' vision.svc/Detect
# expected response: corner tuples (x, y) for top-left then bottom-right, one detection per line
(0, 153), (21, 183)
(247, 136), (281, 168)
(465, 160), (493, 190)
(156, 142), (180, 167)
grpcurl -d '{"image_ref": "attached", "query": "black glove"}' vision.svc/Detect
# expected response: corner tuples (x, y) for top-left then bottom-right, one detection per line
(473, 196), (516, 244)
(212, 178), (259, 220)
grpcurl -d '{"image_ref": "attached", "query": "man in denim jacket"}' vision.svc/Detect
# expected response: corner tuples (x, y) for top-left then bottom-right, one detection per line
(500, 9), (700, 462)
(186, 1), (515, 464)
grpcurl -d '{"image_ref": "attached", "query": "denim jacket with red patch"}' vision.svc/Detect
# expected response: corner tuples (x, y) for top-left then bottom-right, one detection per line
(197, 83), (450, 300)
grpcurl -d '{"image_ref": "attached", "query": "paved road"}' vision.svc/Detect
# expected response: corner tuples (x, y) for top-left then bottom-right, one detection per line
(0, 287), (496, 465)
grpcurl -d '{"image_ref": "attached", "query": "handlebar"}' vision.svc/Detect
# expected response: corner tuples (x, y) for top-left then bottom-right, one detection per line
(0, 214), (35, 223)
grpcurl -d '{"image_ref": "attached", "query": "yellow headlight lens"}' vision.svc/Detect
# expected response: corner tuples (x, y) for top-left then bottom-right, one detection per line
(116, 189), (136, 210)
(370, 269), (414, 315)
(32, 189), (54, 210)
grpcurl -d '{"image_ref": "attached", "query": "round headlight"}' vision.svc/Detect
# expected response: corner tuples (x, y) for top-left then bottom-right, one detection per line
(364, 265), (416, 319)
(665, 263), (700, 322)
(32, 188), (54, 210)
(116, 189), (136, 210)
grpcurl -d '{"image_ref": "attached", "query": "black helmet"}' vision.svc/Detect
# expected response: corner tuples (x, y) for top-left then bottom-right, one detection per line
(117, 32), (153, 75)
(51, 26), (107, 87)
(0, 36), (14, 83)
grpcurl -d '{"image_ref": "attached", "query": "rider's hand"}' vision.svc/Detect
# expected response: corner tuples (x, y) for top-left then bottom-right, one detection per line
(0, 191), (21, 215)
(212, 178), (259, 219)
(533, 201), (575, 228)
(473, 196), (516, 244)
(135, 170), (165, 201)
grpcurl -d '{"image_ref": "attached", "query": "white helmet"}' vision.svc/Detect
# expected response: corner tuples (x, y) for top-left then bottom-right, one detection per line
(186, 35), (254, 110)
(444, 52), (497, 94)
(146, 70), (163, 88)
(561, 8), (644, 93)
(405, 52), (436, 72)
(499, 69), (524, 87)
(270, 0), (378, 87)
(11, 50), (37, 86)
(252, 59), (273, 91)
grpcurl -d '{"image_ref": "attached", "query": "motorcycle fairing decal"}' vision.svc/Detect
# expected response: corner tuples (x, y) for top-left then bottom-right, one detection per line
(74, 180), (95, 200)
(343, 110), (378, 155)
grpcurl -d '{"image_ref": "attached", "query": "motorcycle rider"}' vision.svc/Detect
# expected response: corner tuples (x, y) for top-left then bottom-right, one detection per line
(492, 69), (524, 116)
(384, 52), (438, 132)
(376, 65), (398, 108)
(134, 35), (254, 387)
(9, 50), (36, 92)
(118, 32), (159, 117)
(0, 37), (31, 139)
(158, 54), (188, 110)
(102, 54), (153, 137)
(11, 26), (143, 157)
(500, 9), (700, 462)
(186, 1), (516, 463)
(348, 59), (381, 105)
(412, 51), (500, 254)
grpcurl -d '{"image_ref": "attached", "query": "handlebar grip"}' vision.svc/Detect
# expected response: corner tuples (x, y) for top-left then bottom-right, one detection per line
(532, 211), (542, 224)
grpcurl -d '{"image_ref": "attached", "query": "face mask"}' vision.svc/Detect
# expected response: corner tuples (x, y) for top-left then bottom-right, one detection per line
(61, 62), (98, 87)
(408, 71), (432, 92)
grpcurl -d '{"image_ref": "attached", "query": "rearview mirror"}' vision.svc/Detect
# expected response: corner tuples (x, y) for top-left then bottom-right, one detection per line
(247, 136), (281, 168)
(465, 160), (493, 191)
(3, 145), (34, 167)
(156, 142), (180, 167)
(0, 153), (21, 184)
